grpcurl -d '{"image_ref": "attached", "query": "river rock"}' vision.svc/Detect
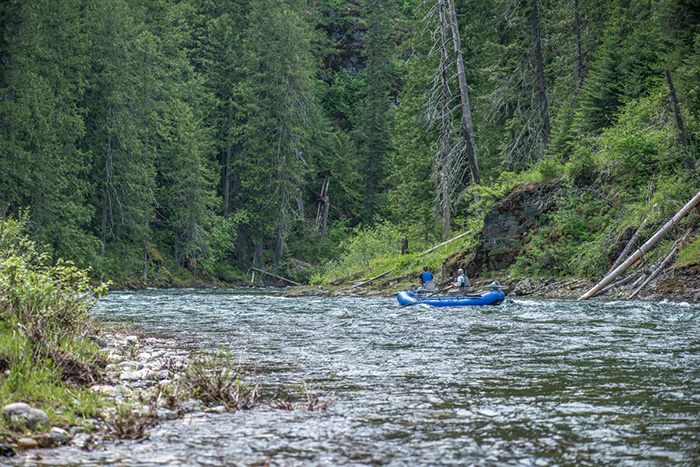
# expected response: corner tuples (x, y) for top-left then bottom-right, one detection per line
(70, 433), (95, 450)
(130, 380), (157, 389)
(0, 443), (15, 457)
(2, 402), (31, 418)
(2, 403), (50, 429)
(155, 369), (173, 380)
(91, 384), (119, 396)
(156, 408), (179, 421)
(125, 335), (139, 345)
(204, 405), (227, 414)
(180, 399), (203, 412)
(118, 360), (144, 371)
(70, 426), (87, 435)
(16, 437), (39, 449)
(120, 369), (149, 381)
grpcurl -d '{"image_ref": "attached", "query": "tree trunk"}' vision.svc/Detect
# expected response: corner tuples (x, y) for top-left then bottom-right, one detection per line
(574, 0), (584, 89)
(531, 0), (551, 149)
(100, 133), (113, 259)
(223, 105), (233, 218)
(628, 240), (680, 299)
(253, 231), (263, 269)
(607, 220), (646, 275)
(665, 69), (694, 170)
(579, 189), (700, 300)
(439, 0), (452, 240)
(446, 0), (480, 186)
(320, 177), (330, 238)
(142, 236), (148, 280)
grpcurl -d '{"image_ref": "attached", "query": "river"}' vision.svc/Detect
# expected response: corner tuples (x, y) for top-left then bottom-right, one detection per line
(15, 289), (700, 466)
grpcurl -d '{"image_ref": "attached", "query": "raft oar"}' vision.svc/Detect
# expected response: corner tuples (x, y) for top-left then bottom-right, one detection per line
(401, 287), (450, 307)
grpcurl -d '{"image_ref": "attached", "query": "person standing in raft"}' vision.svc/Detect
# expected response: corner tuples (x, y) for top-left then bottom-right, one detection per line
(417, 266), (435, 292)
(448, 268), (469, 294)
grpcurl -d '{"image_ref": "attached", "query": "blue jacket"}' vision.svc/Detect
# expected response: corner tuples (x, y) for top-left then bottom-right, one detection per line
(419, 271), (433, 283)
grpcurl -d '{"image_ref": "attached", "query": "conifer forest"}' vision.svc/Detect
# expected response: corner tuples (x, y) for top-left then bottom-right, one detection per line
(1, 0), (699, 284)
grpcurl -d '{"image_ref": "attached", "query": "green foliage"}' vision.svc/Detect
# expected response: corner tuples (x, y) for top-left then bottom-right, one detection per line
(180, 347), (258, 411)
(677, 235), (700, 267)
(0, 216), (109, 436)
(1, 0), (699, 285)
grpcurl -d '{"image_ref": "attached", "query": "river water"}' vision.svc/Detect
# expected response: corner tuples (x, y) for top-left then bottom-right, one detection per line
(16, 289), (700, 466)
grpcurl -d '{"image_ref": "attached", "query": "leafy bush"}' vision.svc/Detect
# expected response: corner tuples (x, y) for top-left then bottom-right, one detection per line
(0, 215), (109, 436)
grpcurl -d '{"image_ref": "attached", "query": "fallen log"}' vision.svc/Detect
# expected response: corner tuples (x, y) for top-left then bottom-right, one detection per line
(419, 230), (471, 256)
(336, 269), (395, 291)
(251, 267), (301, 286)
(594, 271), (642, 297)
(329, 269), (371, 286)
(579, 189), (700, 300)
(607, 220), (646, 275)
(628, 235), (686, 299)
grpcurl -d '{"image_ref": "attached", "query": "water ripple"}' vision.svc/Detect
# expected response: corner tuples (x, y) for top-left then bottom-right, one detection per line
(19, 289), (700, 466)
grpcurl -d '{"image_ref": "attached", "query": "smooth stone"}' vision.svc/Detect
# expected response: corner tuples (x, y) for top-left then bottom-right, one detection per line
(125, 335), (139, 345)
(16, 437), (38, 449)
(118, 360), (144, 371)
(119, 369), (148, 381)
(156, 408), (179, 421)
(0, 443), (15, 457)
(155, 370), (173, 380)
(2, 403), (49, 429)
(130, 380), (157, 389)
(2, 402), (31, 417)
(90, 384), (118, 396)
(204, 405), (227, 414)
(70, 426), (87, 435)
(180, 400), (203, 413)
(25, 408), (50, 428)
(50, 427), (70, 436)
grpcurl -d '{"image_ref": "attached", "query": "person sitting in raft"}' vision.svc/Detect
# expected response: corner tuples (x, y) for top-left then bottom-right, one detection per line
(417, 265), (436, 292)
(447, 268), (469, 294)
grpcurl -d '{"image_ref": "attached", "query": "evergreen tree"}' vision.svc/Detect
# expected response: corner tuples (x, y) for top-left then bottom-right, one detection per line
(0, 0), (96, 263)
(353, 0), (396, 224)
(84, 0), (155, 263)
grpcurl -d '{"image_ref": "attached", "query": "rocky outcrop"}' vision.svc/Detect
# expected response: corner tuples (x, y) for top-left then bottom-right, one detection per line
(444, 182), (560, 278)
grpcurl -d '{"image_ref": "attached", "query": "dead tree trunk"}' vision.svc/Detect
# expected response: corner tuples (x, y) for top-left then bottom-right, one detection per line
(439, 0), (452, 240)
(446, 0), (480, 186)
(628, 241), (679, 299)
(531, 0), (551, 149)
(223, 105), (233, 219)
(607, 220), (646, 275)
(317, 177), (330, 238)
(665, 69), (695, 170)
(574, 0), (584, 89)
(579, 189), (700, 300)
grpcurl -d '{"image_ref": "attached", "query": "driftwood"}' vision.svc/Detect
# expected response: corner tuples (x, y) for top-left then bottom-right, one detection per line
(336, 269), (395, 291)
(607, 220), (646, 275)
(329, 269), (371, 286)
(628, 234), (687, 299)
(579, 189), (700, 300)
(419, 230), (471, 256)
(251, 267), (301, 286)
(594, 271), (643, 297)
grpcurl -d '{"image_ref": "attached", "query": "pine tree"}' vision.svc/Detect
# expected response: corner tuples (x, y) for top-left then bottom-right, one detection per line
(0, 0), (96, 263)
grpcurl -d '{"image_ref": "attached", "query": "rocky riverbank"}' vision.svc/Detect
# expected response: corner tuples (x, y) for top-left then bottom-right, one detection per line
(1, 330), (217, 459)
(296, 262), (700, 303)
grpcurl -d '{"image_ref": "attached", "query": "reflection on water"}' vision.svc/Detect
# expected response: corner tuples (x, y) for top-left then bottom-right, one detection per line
(15, 289), (700, 466)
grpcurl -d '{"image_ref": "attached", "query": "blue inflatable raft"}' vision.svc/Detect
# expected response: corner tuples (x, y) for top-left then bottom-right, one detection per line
(397, 289), (505, 307)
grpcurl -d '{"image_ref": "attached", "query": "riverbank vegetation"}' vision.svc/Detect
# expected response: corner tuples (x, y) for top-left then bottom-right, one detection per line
(1, 0), (699, 288)
(0, 215), (110, 439)
(0, 217), (268, 447)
